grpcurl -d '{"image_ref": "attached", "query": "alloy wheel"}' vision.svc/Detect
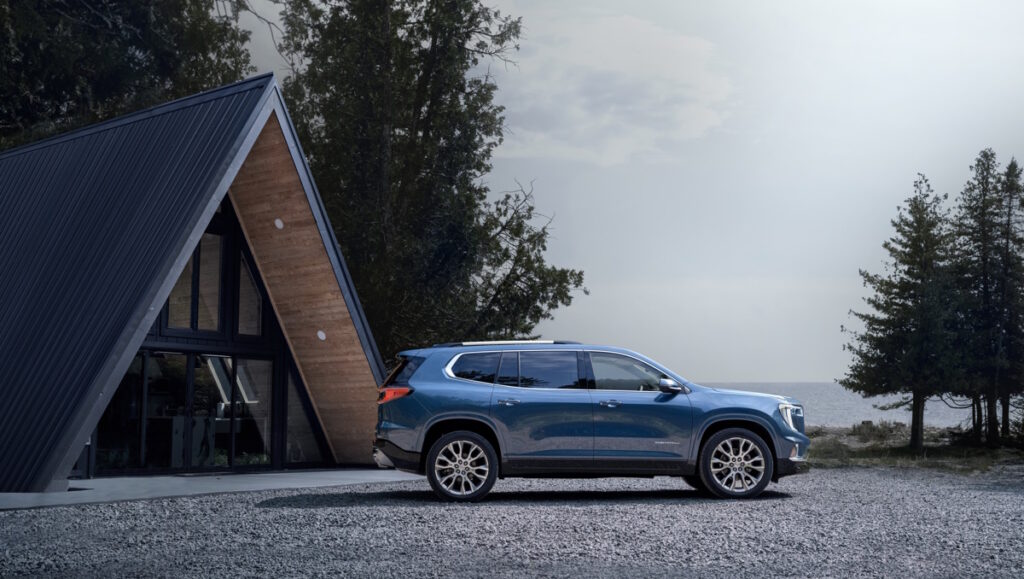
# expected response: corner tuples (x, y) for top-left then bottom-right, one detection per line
(709, 436), (766, 492)
(433, 439), (490, 496)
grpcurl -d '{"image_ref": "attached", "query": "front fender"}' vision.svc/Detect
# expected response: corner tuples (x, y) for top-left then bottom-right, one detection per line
(689, 410), (783, 462)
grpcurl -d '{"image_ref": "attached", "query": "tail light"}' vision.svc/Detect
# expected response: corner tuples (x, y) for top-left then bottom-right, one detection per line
(378, 386), (414, 405)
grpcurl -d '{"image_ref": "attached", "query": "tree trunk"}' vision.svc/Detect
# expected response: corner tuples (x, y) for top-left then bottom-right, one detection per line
(909, 390), (925, 452)
(1001, 392), (1011, 438)
(379, 0), (393, 239)
(986, 392), (1001, 447)
(972, 395), (983, 443)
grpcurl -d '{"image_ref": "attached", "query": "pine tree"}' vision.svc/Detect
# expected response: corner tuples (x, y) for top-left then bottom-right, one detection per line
(993, 159), (1024, 438)
(842, 175), (957, 451)
(953, 149), (1009, 445)
(279, 0), (585, 359)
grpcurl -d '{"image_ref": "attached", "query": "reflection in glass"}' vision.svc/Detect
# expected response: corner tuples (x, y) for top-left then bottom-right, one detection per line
(145, 353), (188, 469)
(234, 359), (272, 465)
(238, 253), (262, 336)
(452, 353), (500, 383)
(497, 352), (519, 387)
(590, 353), (667, 391)
(191, 355), (233, 468)
(197, 233), (222, 331)
(96, 355), (144, 471)
(286, 372), (323, 464)
(167, 258), (193, 328)
(518, 351), (580, 389)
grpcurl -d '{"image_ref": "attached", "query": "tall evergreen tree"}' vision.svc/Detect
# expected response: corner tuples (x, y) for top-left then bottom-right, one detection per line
(279, 0), (585, 360)
(953, 149), (1009, 445)
(842, 175), (958, 451)
(0, 0), (253, 150)
(993, 159), (1024, 437)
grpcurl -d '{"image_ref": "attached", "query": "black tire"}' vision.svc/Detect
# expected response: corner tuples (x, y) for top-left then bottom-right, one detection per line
(682, 474), (708, 493)
(698, 427), (774, 499)
(425, 431), (498, 502)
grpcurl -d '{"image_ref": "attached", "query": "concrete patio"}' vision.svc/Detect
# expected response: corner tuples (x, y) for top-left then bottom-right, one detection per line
(0, 468), (422, 510)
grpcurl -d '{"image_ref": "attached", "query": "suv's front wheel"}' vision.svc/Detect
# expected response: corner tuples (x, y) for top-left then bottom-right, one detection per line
(699, 427), (774, 499)
(425, 431), (498, 502)
(682, 474), (708, 494)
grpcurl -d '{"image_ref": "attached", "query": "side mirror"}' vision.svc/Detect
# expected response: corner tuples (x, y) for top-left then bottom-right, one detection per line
(658, 378), (684, 394)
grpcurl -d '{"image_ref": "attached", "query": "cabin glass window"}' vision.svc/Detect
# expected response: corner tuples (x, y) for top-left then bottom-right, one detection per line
(196, 233), (222, 331)
(238, 253), (262, 336)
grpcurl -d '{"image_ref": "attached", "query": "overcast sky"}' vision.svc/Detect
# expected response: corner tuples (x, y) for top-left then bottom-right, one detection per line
(243, 1), (1024, 382)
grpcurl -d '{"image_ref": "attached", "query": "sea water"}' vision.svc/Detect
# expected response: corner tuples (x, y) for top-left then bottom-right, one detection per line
(703, 382), (973, 428)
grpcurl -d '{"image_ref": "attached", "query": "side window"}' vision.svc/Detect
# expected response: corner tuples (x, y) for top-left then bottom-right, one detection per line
(496, 352), (518, 386)
(451, 353), (500, 384)
(590, 352), (667, 391)
(519, 351), (581, 389)
(384, 356), (426, 386)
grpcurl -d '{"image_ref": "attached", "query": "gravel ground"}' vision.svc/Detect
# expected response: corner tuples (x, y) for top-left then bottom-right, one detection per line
(2, 467), (1024, 578)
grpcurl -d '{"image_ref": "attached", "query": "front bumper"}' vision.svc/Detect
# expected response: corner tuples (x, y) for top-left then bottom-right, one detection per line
(774, 434), (810, 479)
(373, 439), (421, 473)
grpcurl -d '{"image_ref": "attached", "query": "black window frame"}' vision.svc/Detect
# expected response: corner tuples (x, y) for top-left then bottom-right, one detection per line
(84, 200), (331, 479)
(154, 202), (269, 347)
(234, 249), (265, 340)
(496, 351), (520, 387)
(162, 223), (227, 339)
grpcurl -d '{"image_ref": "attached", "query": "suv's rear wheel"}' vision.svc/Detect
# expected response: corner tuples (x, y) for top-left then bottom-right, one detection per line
(699, 427), (774, 499)
(426, 431), (498, 502)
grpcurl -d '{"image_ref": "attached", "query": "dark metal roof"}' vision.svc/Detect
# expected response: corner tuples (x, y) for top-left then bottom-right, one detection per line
(0, 74), (385, 492)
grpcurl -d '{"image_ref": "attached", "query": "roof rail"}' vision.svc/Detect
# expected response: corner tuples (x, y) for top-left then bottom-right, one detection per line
(431, 340), (581, 347)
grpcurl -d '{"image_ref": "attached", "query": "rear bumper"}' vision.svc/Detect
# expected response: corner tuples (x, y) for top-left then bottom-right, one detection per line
(775, 457), (810, 478)
(373, 439), (421, 473)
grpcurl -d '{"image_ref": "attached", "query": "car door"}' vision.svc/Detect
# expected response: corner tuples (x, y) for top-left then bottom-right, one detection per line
(489, 350), (594, 473)
(587, 351), (693, 473)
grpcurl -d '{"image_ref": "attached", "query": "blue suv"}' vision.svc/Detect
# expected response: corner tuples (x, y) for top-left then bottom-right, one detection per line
(373, 341), (809, 501)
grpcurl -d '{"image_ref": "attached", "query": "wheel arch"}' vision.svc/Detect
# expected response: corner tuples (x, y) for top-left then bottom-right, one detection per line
(693, 415), (780, 465)
(418, 416), (503, 474)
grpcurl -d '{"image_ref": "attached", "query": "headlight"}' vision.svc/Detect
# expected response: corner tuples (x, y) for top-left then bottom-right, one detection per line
(779, 403), (803, 430)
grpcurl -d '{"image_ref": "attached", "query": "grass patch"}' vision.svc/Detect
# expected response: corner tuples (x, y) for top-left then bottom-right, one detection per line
(842, 445), (1009, 473)
(806, 424), (1024, 472)
(807, 437), (852, 467)
(850, 420), (907, 444)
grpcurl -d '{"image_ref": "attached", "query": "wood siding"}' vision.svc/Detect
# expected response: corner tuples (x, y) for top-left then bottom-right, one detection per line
(228, 113), (377, 464)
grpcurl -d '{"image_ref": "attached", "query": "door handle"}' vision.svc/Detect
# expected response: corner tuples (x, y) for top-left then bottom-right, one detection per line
(598, 400), (622, 408)
(497, 399), (520, 407)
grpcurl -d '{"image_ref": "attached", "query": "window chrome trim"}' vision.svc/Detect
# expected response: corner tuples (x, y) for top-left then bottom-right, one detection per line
(460, 340), (555, 346)
(444, 350), (585, 390)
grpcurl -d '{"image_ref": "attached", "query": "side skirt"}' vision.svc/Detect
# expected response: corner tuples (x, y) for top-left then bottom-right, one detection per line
(501, 457), (696, 478)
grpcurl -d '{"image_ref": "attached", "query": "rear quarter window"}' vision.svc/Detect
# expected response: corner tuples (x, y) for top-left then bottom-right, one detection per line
(450, 352), (500, 384)
(384, 356), (426, 386)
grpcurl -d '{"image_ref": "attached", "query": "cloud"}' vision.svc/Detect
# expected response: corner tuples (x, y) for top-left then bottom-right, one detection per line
(488, 11), (732, 166)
